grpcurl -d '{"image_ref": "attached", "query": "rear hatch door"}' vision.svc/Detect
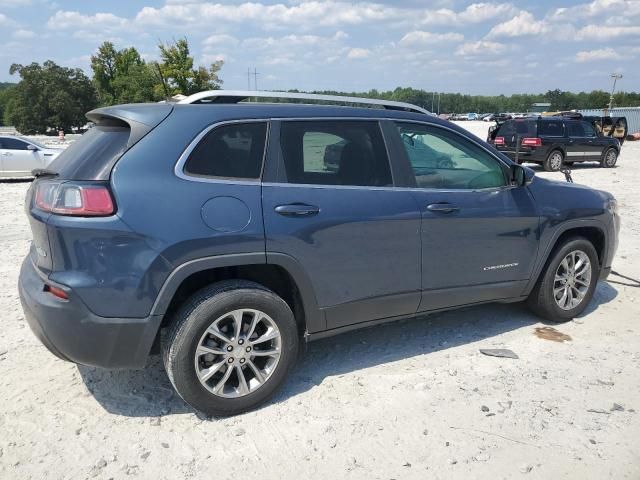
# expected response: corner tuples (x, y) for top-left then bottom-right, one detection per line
(25, 104), (173, 276)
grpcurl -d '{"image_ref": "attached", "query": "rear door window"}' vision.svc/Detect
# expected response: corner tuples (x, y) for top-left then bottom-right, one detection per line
(184, 122), (267, 179)
(581, 121), (597, 137)
(279, 120), (392, 187)
(567, 121), (585, 137)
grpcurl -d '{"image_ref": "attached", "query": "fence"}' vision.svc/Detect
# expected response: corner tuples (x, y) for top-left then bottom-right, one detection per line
(577, 107), (640, 135)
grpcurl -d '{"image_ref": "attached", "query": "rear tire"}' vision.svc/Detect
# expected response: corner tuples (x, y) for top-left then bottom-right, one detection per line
(600, 148), (618, 168)
(162, 280), (299, 416)
(544, 150), (564, 172)
(527, 237), (599, 322)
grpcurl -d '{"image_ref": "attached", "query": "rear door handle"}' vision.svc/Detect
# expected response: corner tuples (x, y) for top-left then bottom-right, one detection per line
(426, 202), (459, 213)
(275, 203), (320, 217)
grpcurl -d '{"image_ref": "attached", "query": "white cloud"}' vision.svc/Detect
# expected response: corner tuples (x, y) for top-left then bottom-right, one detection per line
(575, 24), (640, 39)
(0, 0), (32, 6)
(13, 29), (36, 39)
(203, 34), (239, 47)
(486, 11), (548, 37)
(47, 11), (128, 30)
(575, 48), (622, 62)
(421, 2), (518, 25)
(455, 40), (509, 56)
(347, 47), (371, 59)
(550, 0), (640, 21)
(399, 30), (464, 46)
(135, 2), (400, 28)
(0, 13), (17, 26)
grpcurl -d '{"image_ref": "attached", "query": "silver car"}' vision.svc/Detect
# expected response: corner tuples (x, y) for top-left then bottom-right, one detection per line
(0, 136), (63, 178)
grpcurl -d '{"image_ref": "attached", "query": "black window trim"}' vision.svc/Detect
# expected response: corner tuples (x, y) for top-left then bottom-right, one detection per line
(174, 119), (270, 184)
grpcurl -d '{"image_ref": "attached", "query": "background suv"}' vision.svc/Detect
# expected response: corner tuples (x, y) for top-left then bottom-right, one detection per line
(19, 91), (619, 416)
(489, 116), (620, 171)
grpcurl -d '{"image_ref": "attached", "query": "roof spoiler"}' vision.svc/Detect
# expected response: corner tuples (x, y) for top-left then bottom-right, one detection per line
(86, 103), (174, 149)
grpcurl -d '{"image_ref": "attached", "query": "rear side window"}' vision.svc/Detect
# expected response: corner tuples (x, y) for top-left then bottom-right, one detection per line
(47, 125), (130, 180)
(497, 120), (537, 137)
(539, 121), (564, 137)
(279, 120), (391, 187)
(184, 122), (267, 179)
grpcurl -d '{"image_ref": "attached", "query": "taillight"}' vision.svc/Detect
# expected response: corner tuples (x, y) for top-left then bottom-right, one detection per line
(494, 136), (505, 145)
(521, 137), (542, 147)
(44, 284), (69, 300)
(34, 181), (115, 216)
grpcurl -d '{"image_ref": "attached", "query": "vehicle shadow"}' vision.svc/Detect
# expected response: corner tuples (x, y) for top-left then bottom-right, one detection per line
(78, 281), (618, 418)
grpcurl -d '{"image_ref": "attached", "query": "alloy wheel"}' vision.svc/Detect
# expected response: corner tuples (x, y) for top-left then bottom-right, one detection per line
(553, 250), (592, 310)
(549, 152), (563, 170)
(194, 309), (282, 398)
(605, 149), (617, 167)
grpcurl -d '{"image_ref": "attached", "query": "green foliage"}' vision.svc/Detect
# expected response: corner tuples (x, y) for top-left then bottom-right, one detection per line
(0, 83), (16, 126)
(91, 42), (160, 105)
(6, 61), (97, 134)
(156, 38), (223, 97)
(308, 87), (640, 113)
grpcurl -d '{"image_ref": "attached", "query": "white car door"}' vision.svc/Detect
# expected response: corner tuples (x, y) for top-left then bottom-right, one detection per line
(0, 138), (43, 176)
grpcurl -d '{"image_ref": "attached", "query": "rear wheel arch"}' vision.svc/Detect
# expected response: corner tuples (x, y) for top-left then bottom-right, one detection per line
(153, 253), (323, 337)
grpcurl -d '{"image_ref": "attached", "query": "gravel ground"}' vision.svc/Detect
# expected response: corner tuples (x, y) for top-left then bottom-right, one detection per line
(0, 122), (639, 479)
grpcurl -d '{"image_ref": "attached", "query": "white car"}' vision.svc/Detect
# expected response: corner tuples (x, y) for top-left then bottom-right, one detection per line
(0, 136), (63, 177)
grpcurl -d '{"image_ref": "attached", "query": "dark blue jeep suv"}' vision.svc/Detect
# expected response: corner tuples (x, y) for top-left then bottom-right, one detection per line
(18, 91), (620, 416)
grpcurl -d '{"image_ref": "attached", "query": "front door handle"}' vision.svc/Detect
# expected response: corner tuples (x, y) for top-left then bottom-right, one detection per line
(426, 202), (459, 213)
(275, 203), (320, 217)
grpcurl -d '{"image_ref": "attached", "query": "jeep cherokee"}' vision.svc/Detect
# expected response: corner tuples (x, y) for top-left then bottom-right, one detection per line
(18, 91), (620, 416)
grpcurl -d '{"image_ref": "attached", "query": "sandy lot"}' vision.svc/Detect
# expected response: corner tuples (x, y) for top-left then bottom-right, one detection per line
(1, 122), (639, 479)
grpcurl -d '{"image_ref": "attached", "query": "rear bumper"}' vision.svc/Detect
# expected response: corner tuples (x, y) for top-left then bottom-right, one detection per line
(496, 149), (541, 163)
(18, 256), (162, 369)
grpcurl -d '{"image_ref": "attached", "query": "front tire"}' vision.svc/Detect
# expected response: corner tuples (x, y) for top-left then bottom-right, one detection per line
(527, 237), (600, 322)
(162, 280), (299, 416)
(601, 148), (618, 168)
(544, 150), (564, 172)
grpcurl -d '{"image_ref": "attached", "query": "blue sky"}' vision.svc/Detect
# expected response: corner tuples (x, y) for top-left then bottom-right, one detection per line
(0, 0), (638, 94)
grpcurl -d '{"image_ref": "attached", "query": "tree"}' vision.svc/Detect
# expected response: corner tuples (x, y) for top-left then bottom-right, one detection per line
(157, 38), (223, 96)
(91, 42), (160, 105)
(0, 83), (16, 126)
(6, 61), (97, 134)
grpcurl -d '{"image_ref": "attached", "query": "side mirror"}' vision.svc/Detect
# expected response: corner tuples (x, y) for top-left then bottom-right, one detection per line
(512, 164), (534, 187)
(27, 144), (38, 151)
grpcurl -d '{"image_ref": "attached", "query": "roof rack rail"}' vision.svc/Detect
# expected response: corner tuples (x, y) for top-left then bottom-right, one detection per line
(177, 90), (431, 115)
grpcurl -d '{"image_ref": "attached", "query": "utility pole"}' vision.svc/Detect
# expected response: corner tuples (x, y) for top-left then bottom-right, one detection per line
(609, 73), (623, 110)
(253, 68), (259, 91)
(437, 92), (441, 115)
(431, 92), (435, 112)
